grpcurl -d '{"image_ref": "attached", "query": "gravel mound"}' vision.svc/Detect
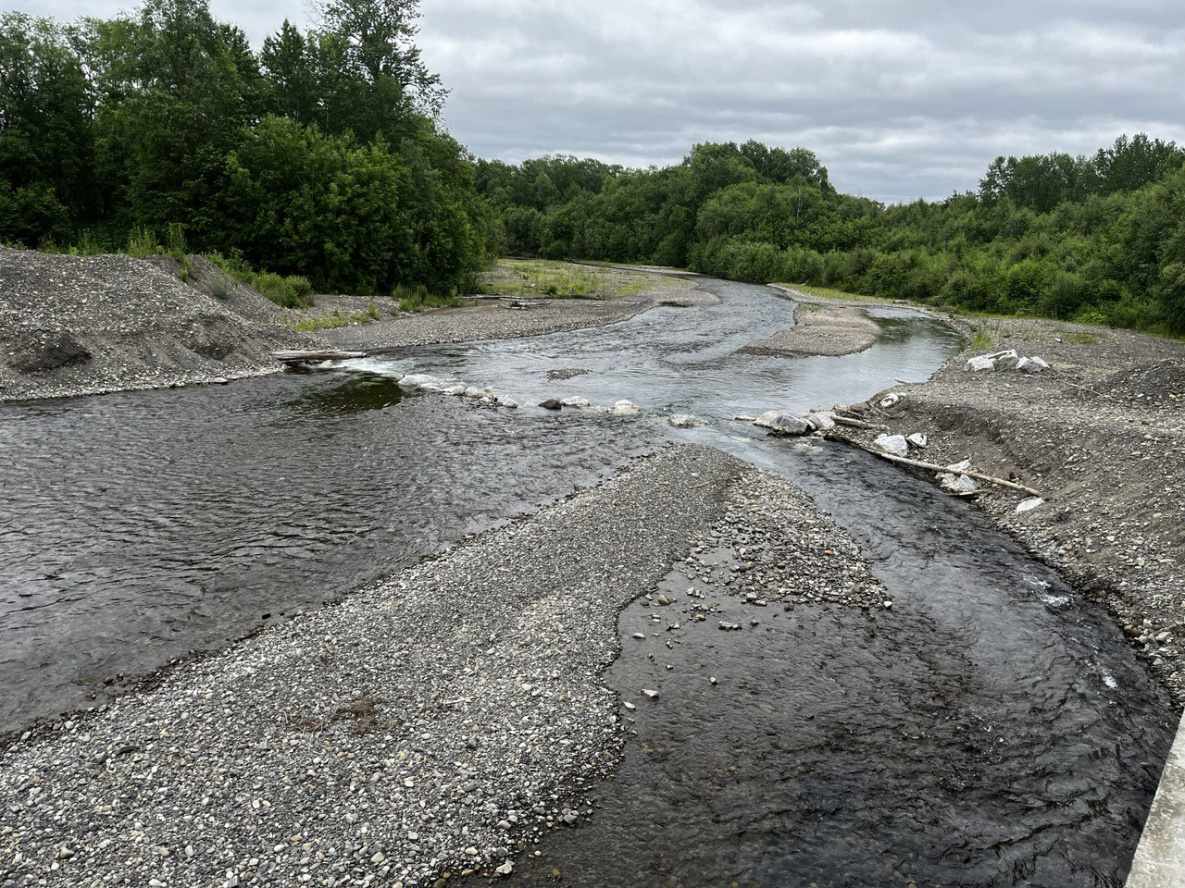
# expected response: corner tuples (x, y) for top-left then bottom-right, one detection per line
(838, 315), (1185, 703)
(0, 444), (741, 888)
(305, 277), (708, 351)
(742, 294), (883, 357)
(0, 248), (307, 403)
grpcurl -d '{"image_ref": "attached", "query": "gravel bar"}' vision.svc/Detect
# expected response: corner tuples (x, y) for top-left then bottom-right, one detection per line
(0, 444), (742, 888)
(305, 277), (708, 352)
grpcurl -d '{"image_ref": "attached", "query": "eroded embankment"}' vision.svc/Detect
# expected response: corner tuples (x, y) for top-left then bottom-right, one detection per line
(839, 315), (1185, 704)
(0, 249), (306, 402)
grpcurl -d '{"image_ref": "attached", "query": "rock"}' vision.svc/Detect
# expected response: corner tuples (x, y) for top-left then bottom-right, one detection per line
(464, 386), (492, 399)
(611, 399), (641, 416)
(995, 353), (1020, 371)
(937, 472), (979, 495)
(879, 392), (902, 409)
(753, 411), (811, 436)
(498, 397), (519, 409)
(539, 398), (563, 410)
(642, 689), (659, 700)
(1016, 497), (1045, 513)
(669, 413), (706, 428)
(873, 434), (910, 458)
(907, 433), (928, 448)
(560, 396), (590, 408)
(1017, 356), (1050, 373)
(968, 349), (1019, 372)
(805, 412), (836, 432)
(496, 862), (514, 876)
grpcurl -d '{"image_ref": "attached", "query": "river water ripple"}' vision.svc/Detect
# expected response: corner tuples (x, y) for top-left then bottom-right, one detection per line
(0, 278), (1173, 885)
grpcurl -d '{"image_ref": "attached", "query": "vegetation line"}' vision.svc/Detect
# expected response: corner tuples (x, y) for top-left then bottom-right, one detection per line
(3, 0), (1183, 336)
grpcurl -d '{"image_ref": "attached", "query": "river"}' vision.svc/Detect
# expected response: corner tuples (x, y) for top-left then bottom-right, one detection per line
(0, 277), (1173, 885)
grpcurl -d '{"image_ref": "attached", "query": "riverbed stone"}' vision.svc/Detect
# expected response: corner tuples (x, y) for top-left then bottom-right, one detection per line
(753, 412), (811, 436)
(873, 434), (910, 457)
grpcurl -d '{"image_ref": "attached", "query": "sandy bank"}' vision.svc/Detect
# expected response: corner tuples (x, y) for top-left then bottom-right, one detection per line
(836, 315), (1185, 704)
(742, 287), (883, 357)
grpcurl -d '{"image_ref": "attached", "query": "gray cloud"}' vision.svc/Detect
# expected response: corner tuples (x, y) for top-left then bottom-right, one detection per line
(14, 0), (1185, 202)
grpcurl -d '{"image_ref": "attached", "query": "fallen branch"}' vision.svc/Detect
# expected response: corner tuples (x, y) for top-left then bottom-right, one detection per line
(831, 415), (885, 431)
(832, 435), (1041, 496)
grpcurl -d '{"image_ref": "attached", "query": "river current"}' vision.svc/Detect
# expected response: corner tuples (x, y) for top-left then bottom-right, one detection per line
(0, 278), (1174, 885)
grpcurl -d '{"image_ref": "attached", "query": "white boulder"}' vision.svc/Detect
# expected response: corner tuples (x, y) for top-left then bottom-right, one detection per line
(754, 412), (812, 436)
(873, 434), (910, 457)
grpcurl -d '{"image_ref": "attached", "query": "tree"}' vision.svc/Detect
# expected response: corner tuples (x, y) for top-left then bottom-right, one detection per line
(317, 0), (444, 118)
(0, 13), (95, 237)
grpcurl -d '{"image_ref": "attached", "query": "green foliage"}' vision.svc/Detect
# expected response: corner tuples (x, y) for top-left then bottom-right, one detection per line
(477, 135), (1185, 336)
(288, 307), (374, 331)
(393, 283), (459, 312)
(1, 0), (491, 299)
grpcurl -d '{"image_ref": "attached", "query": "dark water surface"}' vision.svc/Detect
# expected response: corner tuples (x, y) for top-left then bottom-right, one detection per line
(0, 278), (1174, 885)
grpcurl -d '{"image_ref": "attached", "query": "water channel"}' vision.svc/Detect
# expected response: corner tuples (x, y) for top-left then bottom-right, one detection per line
(0, 278), (1174, 885)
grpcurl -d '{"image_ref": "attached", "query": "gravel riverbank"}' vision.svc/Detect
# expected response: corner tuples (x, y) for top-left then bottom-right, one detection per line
(0, 446), (738, 887)
(743, 288), (883, 357)
(0, 249), (304, 403)
(0, 251), (704, 403)
(836, 315), (1185, 705)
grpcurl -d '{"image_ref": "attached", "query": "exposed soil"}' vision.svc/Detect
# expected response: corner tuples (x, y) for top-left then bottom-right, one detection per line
(835, 314), (1185, 705)
(0, 249), (306, 403)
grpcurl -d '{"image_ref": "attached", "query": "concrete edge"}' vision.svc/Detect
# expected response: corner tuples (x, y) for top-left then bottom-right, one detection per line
(1127, 711), (1185, 886)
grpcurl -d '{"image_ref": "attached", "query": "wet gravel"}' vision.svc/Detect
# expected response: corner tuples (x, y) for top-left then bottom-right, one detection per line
(0, 445), (744, 888)
(841, 314), (1185, 704)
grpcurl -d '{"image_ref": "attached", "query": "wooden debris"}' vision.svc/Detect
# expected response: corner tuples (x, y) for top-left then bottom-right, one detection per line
(832, 415), (885, 431)
(831, 433), (1041, 496)
(272, 349), (367, 365)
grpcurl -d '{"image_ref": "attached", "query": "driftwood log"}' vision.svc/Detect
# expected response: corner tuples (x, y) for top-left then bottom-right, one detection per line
(833, 434), (1041, 496)
(272, 349), (367, 365)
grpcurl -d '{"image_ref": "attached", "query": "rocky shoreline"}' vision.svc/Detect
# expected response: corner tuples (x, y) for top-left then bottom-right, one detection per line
(0, 444), (890, 888)
(828, 313), (1185, 706)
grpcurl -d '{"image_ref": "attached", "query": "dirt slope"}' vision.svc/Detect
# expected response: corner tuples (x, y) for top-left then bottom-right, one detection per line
(0, 249), (309, 403)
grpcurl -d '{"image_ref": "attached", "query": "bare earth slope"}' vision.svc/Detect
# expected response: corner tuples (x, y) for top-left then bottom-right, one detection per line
(840, 316), (1185, 703)
(0, 249), (307, 403)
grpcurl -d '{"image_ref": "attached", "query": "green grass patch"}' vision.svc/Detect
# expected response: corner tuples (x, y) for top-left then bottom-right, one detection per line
(968, 325), (995, 351)
(394, 283), (462, 312)
(287, 309), (374, 332)
(204, 253), (314, 309)
(777, 283), (899, 304)
(477, 259), (649, 301)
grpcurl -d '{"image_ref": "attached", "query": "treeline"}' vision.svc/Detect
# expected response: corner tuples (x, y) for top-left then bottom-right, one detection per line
(477, 136), (1185, 335)
(0, 0), (494, 295)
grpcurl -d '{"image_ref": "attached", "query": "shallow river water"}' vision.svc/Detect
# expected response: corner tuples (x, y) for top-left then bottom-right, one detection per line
(0, 278), (1175, 886)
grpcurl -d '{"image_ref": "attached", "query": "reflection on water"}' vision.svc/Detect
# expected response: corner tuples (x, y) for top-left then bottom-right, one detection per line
(0, 379), (653, 734)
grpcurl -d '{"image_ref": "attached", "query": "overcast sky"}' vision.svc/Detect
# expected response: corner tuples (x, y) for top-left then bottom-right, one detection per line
(15, 0), (1185, 203)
